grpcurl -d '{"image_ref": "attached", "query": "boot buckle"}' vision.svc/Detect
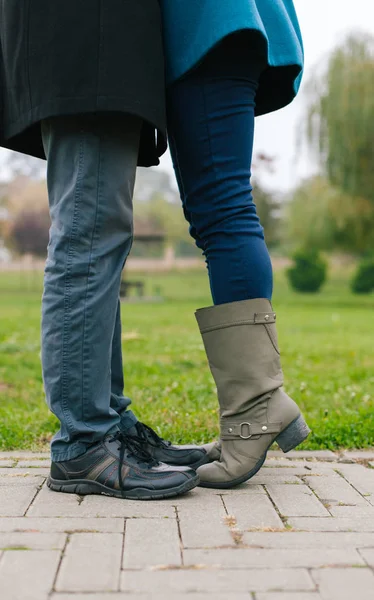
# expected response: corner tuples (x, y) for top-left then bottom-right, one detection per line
(239, 422), (252, 439)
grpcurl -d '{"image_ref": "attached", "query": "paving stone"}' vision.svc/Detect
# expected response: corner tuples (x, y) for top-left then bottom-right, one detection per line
(267, 451), (285, 458)
(250, 475), (302, 485)
(0, 452), (49, 459)
(327, 505), (374, 518)
(221, 484), (266, 495)
(0, 474), (46, 487)
(0, 549), (61, 599)
(265, 458), (293, 466)
(81, 494), (176, 518)
(284, 451), (336, 461)
(256, 594), (322, 600)
(51, 596), (147, 600)
(52, 595), (249, 600)
(342, 450), (374, 460)
(0, 468), (50, 477)
(304, 473), (370, 508)
(265, 484), (330, 517)
(0, 517), (124, 533)
(0, 532), (66, 550)
(264, 461), (337, 472)
(173, 486), (223, 504)
(121, 568), (315, 593)
(28, 486), (177, 518)
(359, 548), (374, 567)
(286, 517), (374, 532)
(56, 533), (123, 592)
(177, 496), (233, 548)
(2, 451), (373, 599)
(242, 531), (374, 548)
(26, 486), (84, 517)
(312, 568), (374, 599)
(17, 460), (51, 468)
(260, 467), (337, 478)
(184, 547), (364, 569)
(223, 492), (284, 531)
(0, 485), (39, 516)
(337, 464), (374, 505)
(123, 518), (181, 568)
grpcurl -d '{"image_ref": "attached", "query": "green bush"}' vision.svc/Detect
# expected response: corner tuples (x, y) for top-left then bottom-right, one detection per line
(287, 249), (327, 293)
(351, 259), (374, 294)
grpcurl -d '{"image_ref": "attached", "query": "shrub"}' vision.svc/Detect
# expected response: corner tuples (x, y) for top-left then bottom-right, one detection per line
(7, 208), (50, 258)
(351, 259), (374, 294)
(287, 249), (327, 293)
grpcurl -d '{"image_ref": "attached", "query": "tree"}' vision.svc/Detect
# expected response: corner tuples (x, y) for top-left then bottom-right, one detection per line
(7, 208), (50, 257)
(251, 153), (283, 248)
(2, 176), (50, 257)
(301, 33), (374, 253)
(4, 177), (48, 216)
(285, 175), (374, 254)
(252, 182), (282, 248)
(134, 193), (190, 244)
(305, 34), (374, 200)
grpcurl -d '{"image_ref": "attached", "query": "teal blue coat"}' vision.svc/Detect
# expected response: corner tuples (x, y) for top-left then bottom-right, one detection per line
(160, 0), (304, 115)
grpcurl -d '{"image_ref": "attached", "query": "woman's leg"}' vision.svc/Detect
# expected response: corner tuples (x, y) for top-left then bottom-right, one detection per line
(167, 36), (310, 488)
(41, 112), (141, 462)
(167, 36), (273, 305)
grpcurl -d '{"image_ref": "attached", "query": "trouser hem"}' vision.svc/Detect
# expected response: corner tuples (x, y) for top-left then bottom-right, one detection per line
(51, 424), (121, 463)
(51, 442), (89, 463)
(118, 409), (138, 432)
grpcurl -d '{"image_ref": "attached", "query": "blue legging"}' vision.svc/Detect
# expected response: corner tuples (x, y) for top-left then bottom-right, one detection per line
(167, 35), (273, 304)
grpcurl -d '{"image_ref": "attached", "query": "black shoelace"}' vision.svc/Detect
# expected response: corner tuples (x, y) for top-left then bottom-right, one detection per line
(136, 422), (172, 449)
(109, 431), (158, 491)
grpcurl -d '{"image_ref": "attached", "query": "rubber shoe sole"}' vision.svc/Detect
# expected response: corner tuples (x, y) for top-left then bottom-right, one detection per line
(47, 472), (199, 500)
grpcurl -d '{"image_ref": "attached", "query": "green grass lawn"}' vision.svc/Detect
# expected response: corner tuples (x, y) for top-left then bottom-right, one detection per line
(0, 267), (373, 452)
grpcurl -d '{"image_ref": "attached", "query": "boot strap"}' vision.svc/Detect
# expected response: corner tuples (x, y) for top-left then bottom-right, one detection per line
(198, 312), (276, 333)
(220, 420), (282, 440)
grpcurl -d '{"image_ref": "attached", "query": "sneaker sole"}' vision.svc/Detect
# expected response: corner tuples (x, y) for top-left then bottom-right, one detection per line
(47, 473), (199, 500)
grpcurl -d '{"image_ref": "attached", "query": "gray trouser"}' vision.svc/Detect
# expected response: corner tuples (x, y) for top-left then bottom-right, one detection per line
(41, 113), (140, 462)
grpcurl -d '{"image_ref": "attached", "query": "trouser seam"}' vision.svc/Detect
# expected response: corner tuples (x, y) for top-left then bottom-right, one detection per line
(81, 130), (103, 426)
(60, 128), (86, 436)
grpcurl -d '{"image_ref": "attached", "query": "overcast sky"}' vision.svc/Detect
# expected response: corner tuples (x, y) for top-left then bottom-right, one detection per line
(0, 1), (373, 192)
(160, 0), (374, 193)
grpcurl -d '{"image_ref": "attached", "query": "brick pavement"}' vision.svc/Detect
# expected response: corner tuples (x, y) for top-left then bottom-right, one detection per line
(0, 450), (374, 600)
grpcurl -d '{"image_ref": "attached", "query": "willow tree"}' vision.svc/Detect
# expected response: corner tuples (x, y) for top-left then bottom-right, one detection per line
(302, 34), (374, 254)
(305, 34), (374, 200)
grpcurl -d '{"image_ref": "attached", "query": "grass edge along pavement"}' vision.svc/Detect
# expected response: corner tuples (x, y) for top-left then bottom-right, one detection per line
(0, 268), (373, 452)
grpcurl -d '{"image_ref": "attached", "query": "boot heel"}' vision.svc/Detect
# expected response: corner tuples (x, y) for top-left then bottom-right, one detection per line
(276, 415), (311, 453)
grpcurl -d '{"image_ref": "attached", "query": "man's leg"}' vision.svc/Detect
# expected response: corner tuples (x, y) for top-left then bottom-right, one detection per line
(41, 112), (200, 500)
(108, 295), (219, 468)
(41, 112), (140, 462)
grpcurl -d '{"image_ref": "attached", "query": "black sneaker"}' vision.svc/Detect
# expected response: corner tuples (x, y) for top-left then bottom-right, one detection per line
(128, 422), (221, 469)
(47, 431), (199, 500)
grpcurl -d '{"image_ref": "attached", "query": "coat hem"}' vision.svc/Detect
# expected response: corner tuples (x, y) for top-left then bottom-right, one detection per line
(2, 96), (167, 167)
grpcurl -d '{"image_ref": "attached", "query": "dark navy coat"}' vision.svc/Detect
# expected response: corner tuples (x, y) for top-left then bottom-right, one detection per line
(0, 0), (167, 166)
